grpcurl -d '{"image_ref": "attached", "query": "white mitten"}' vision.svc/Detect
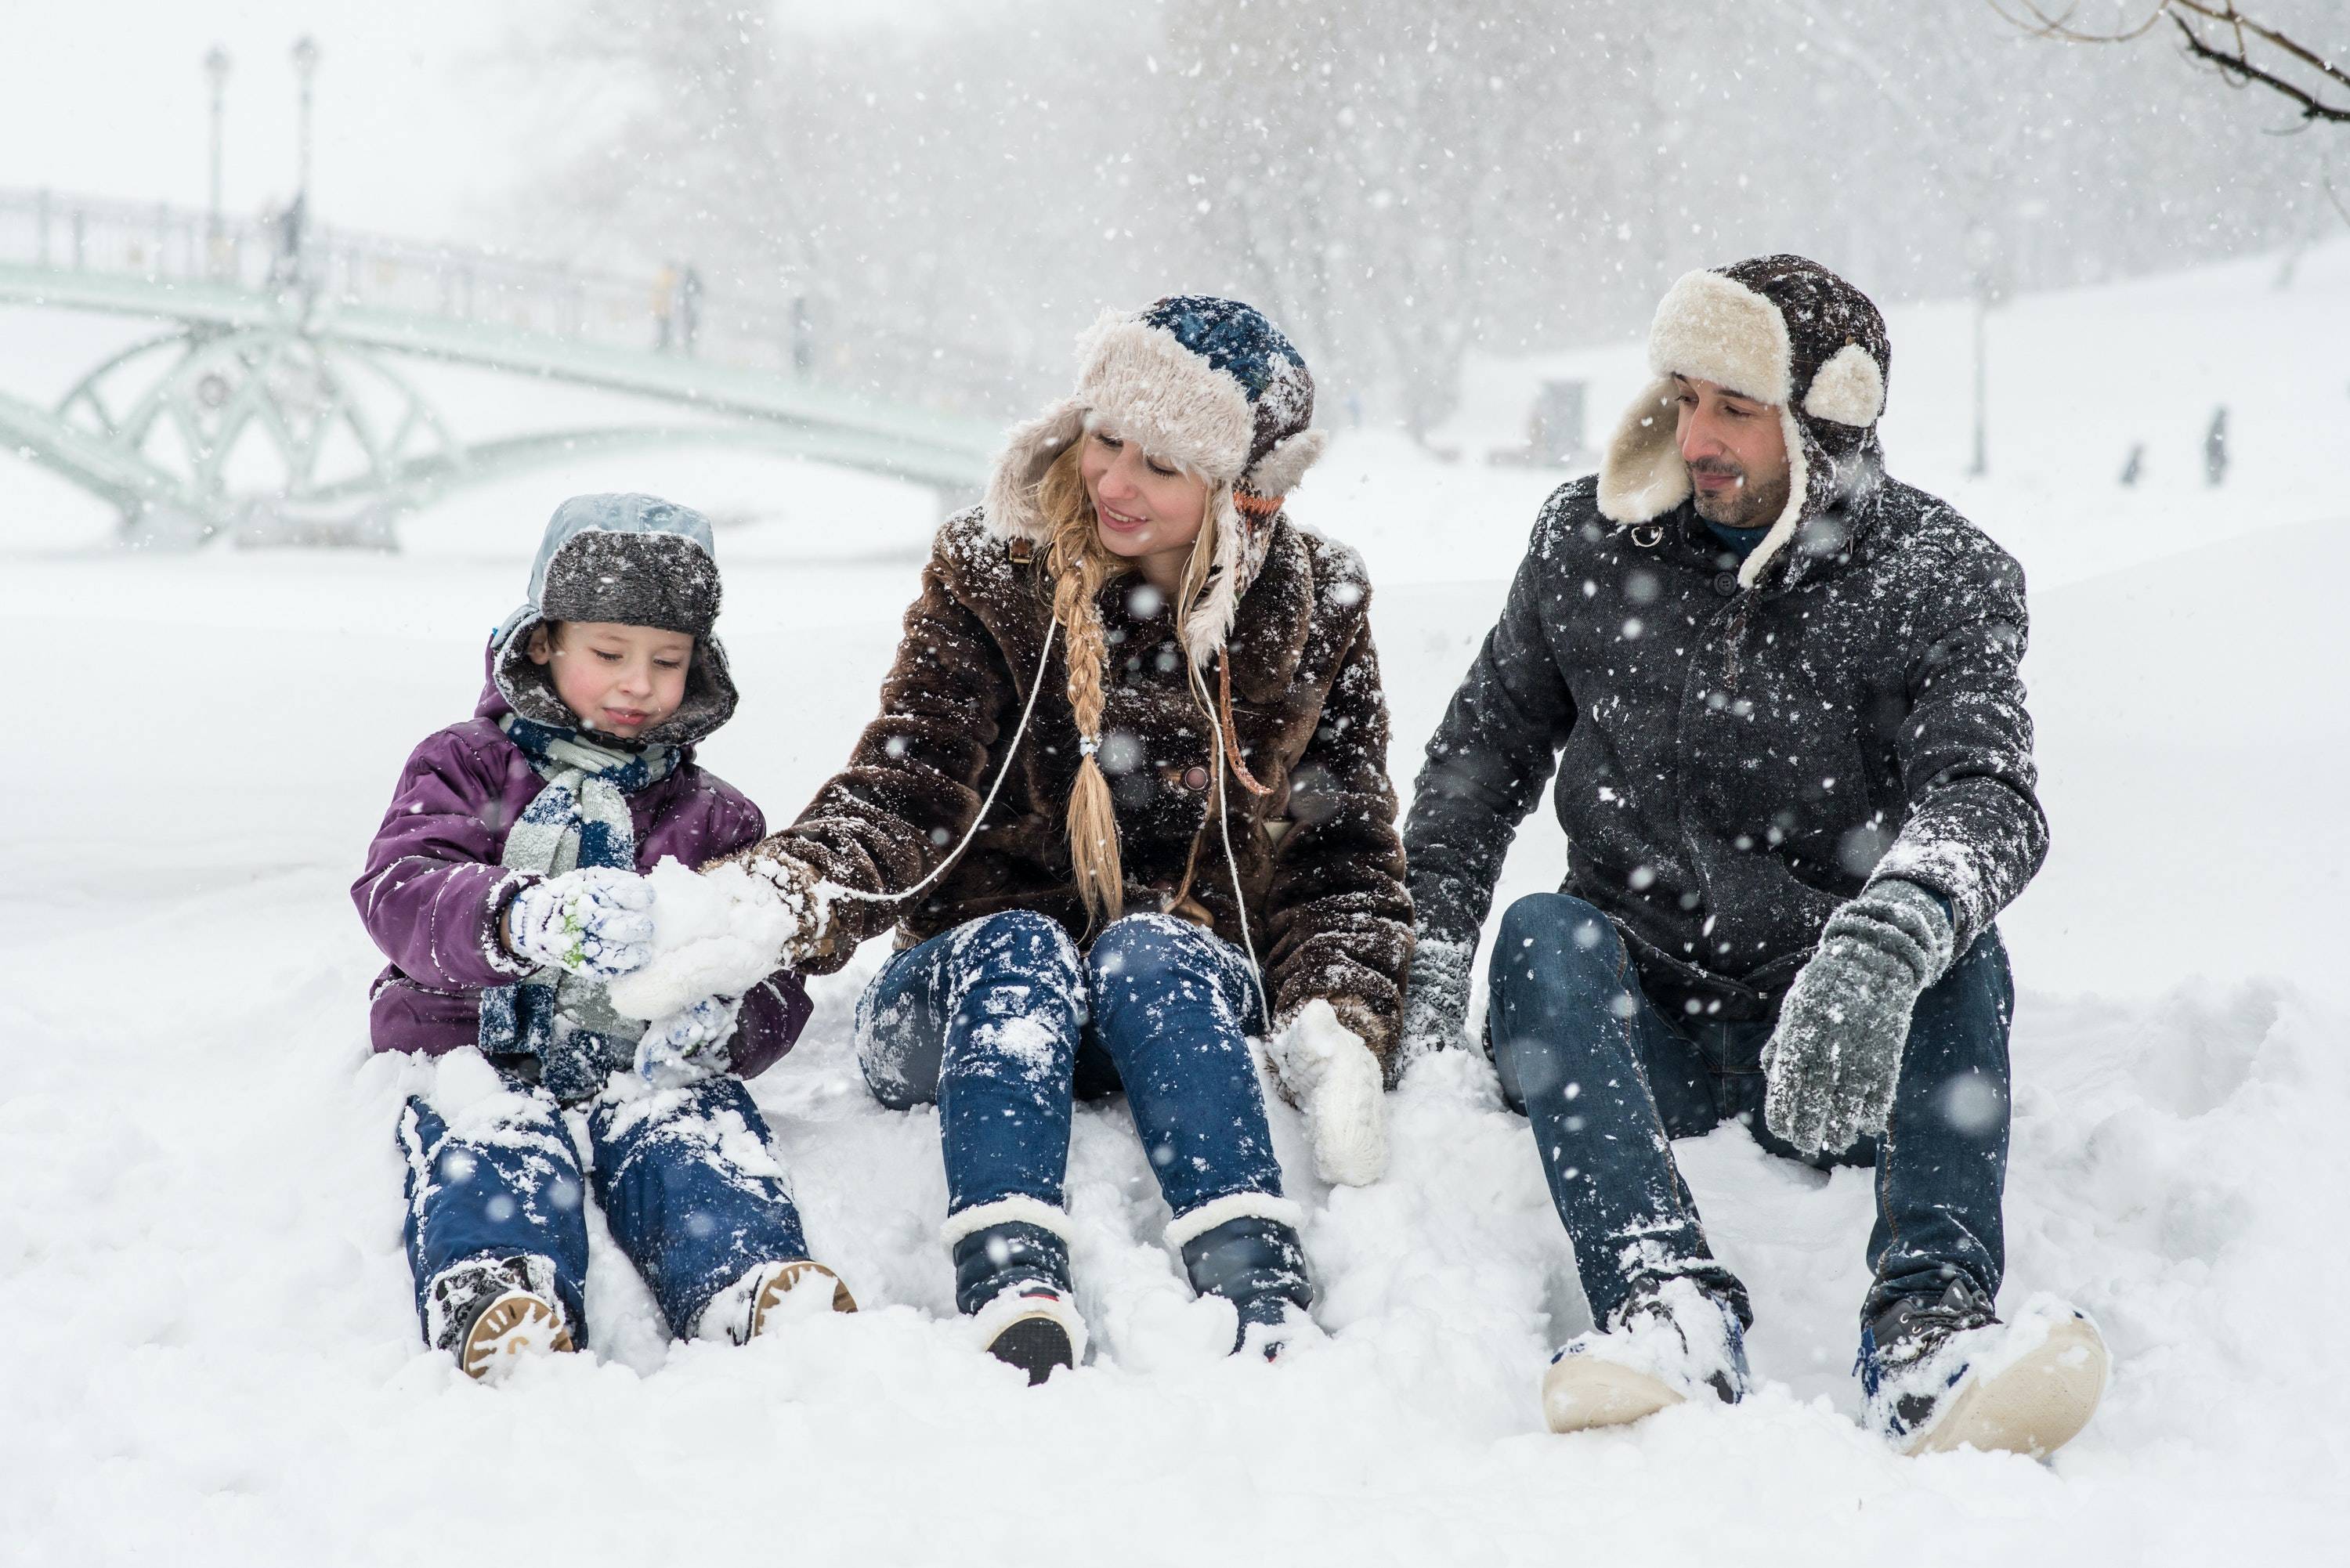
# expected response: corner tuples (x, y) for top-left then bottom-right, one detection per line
(504, 867), (655, 980)
(1267, 999), (1389, 1187)
(633, 994), (744, 1086)
(606, 854), (823, 1021)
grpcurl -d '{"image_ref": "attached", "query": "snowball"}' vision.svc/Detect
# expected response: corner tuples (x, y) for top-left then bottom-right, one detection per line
(604, 856), (806, 1020)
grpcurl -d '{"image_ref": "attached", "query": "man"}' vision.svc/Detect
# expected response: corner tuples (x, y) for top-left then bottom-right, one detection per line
(1402, 255), (2106, 1458)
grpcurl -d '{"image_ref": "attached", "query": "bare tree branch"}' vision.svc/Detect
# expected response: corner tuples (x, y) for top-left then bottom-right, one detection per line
(1991, 2), (2350, 125)
(2169, 11), (2350, 125)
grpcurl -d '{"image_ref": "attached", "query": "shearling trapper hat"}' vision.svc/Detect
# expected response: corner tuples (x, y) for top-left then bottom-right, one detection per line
(1598, 255), (1893, 589)
(985, 295), (1329, 662)
(490, 492), (739, 746)
(533, 493), (721, 636)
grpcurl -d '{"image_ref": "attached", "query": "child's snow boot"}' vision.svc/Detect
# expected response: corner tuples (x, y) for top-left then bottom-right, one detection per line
(1860, 1282), (2107, 1458)
(948, 1201), (1086, 1385)
(697, 1258), (859, 1346)
(425, 1254), (577, 1382)
(1175, 1212), (1314, 1359)
(1542, 1274), (1749, 1433)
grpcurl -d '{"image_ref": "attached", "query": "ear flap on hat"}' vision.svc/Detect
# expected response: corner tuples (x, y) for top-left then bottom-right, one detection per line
(1183, 481), (1250, 667)
(1802, 342), (1886, 428)
(1596, 378), (1692, 526)
(1242, 428), (1328, 501)
(983, 398), (1087, 547)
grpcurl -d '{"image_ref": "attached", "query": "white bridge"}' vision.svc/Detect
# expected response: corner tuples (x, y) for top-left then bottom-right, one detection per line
(0, 190), (1006, 546)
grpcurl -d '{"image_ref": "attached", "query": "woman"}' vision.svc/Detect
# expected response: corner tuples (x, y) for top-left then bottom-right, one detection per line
(648, 297), (1411, 1381)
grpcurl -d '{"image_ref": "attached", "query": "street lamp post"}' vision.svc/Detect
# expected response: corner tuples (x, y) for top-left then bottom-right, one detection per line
(1963, 222), (2001, 480)
(204, 46), (230, 276)
(291, 36), (319, 208)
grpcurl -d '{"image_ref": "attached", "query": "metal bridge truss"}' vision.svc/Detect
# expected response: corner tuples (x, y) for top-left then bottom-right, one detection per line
(0, 189), (1002, 547)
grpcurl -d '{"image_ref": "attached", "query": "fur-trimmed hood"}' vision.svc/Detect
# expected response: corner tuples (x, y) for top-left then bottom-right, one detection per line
(1598, 255), (1894, 591)
(488, 492), (740, 748)
(982, 297), (1330, 663)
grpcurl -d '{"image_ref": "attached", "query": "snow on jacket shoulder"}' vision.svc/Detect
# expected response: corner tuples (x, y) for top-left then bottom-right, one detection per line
(1406, 471), (2045, 1025)
(352, 689), (811, 1076)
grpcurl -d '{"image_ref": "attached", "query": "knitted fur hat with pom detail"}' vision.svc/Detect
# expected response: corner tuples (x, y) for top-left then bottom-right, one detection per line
(985, 295), (1329, 662)
(1598, 255), (1893, 590)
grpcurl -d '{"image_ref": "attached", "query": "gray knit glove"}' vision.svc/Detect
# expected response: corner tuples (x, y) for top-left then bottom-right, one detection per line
(1399, 934), (1477, 1058)
(1762, 880), (1956, 1158)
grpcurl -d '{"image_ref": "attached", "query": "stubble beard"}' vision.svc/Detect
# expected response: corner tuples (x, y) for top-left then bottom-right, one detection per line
(1692, 464), (1792, 529)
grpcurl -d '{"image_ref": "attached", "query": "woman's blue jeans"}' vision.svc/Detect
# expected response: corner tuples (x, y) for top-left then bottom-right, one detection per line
(855, 910), (1283, 1225)
(1486, 892), (2012, 1332)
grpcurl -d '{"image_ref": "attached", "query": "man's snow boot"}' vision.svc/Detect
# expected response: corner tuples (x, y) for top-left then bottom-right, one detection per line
(1542, 1274), (1750, 1433)
(425, 1254), (577, 1382)
(953, 1219), (1084, 1385)
(697, 1258), (859, 1345)
(1178, 1215), (1314, 1358)
(1860, 1281), (2108, 1458)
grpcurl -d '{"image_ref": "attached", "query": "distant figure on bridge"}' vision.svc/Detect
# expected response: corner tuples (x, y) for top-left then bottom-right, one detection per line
(353, 493), (855, 1382)
(2205, 405), (2229, 487)
(652, 265), (678, 352)
(677, 265), (703, 358)
(269, 194), (308, 288)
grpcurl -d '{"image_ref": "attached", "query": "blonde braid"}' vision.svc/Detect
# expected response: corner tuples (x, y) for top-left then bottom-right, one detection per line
(1039, 445), (1125, 925)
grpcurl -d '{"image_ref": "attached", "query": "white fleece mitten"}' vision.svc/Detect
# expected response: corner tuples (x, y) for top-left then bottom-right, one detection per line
(504, 867), (655, 980)
(1268, 999), (1389, 1187)
(606, 854), (824, 1021)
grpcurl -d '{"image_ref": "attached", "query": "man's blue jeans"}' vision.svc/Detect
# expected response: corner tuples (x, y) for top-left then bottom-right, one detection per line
(855, 909), (1284, 1226)
(398, 1069), (813, 1345)
(1486, 892), (2012, 1331)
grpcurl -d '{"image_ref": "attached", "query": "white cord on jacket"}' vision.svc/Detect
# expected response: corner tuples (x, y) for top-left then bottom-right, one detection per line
(822, 620), (1061, 909)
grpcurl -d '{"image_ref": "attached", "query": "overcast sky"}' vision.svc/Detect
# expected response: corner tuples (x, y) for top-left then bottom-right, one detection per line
(0, 1), (973, 248)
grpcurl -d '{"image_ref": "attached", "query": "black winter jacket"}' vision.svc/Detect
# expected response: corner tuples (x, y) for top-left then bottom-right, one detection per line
(1405, 471), (2045, 1027)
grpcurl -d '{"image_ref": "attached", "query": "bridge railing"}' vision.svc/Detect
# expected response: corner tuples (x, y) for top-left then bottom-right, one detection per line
(0, 187), (1036, 417)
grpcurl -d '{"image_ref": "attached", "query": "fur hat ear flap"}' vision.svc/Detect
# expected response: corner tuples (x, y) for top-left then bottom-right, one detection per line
(1242, 428), (1328, 501)
(1596, 378), (1691, 526)
(1802, 342), (1886, 428)
(984, 399), (1087, 547)
(1183, 482), (1249, 667)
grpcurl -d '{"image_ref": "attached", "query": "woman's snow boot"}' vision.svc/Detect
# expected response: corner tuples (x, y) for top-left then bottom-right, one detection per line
(950, 1209), (1086, 1385)
(1542, 1274), (1750, 1433)
(425, 1254), (577, 1382)
(1177, 1215), (1314, 1357)
(1860, 1283), (2108, 1458)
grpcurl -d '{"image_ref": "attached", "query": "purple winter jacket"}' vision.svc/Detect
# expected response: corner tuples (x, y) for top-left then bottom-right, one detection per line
(352, 673), (812, 1078)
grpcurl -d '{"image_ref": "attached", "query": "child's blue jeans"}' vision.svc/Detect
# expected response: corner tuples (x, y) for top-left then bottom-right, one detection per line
(397, 1067), (812, 1346)
(855, 909), (1285, 1229)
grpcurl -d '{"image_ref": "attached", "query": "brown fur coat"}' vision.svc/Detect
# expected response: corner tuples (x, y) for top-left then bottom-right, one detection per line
(750, 507), (1413, 1071)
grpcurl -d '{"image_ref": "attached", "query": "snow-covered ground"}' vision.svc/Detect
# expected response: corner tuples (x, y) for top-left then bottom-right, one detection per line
(3, 246), (2348, 1564)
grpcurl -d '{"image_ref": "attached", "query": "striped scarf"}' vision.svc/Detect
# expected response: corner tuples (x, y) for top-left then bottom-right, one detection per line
(479, 714), (678, 1103)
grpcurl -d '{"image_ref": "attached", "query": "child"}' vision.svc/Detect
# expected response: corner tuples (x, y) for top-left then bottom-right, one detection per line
(353, 493), (852, 1382)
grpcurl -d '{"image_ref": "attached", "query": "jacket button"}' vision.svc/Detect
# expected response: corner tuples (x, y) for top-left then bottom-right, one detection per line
(1181, 765), (1211, 792)
(1712, 571), (1740, 598)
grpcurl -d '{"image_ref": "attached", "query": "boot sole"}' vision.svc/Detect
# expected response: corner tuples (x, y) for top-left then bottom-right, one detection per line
(1542, 1356), (1686, 1433)
(1907, 1317), (2109, 1459)
(986, 1316), (1075, 1386)
(747, 1260), (858, 1339)
(460, 1290), (574, 1382)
